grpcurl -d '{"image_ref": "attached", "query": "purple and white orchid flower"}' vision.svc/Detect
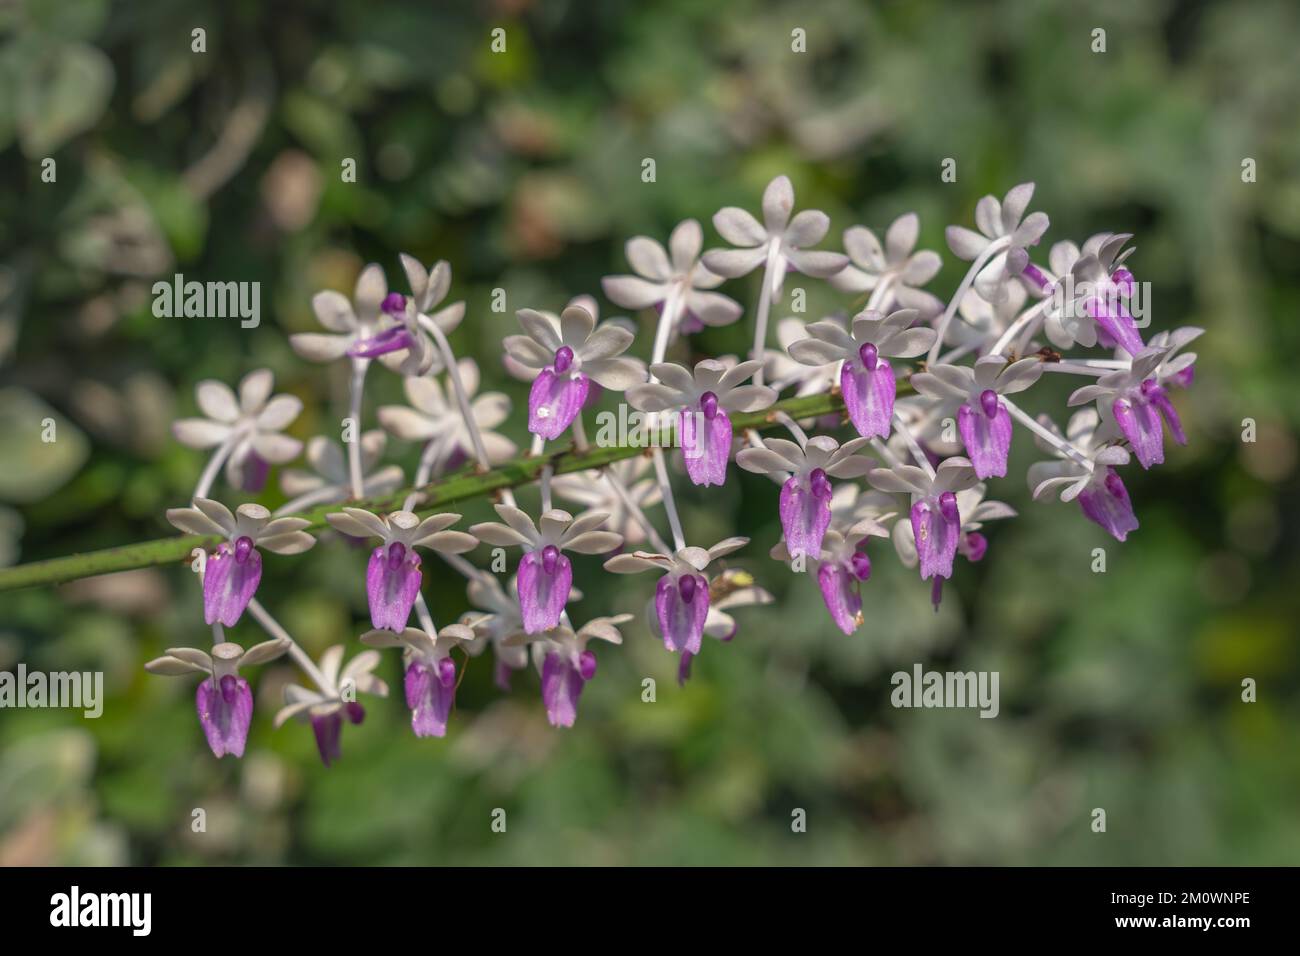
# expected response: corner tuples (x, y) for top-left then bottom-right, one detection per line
(166, 498), (315, 627)
(1066, 346), (1183, 469)
(504, 305), (645, 439)
(867, 457), (979, 608)
(604, 536), (749, 655)
(601, 219), (742, 338)
(376, 358), (517, 473)
(912, 354), (1043, 479)
(892, 483), (1015, 571)
(830, 213), (945, 318)
(361, 623), (476, 738)
(506, 616), (631, 728)
(672, 569), (774, 685)
(1039, 234), (1144, 355)
(325, 508), (477, 632)
(945, 182), (1050, 302)
(273, 645), (388, 767)
(772, 512), (888, 635)
(737, 434), (874, 559)
(171, 369), (304, 492)
(145, 638), (289, 758)
(292, 260), (463, 376)
(701, 174), (849, 300)
(786, 309), (936, 440)
(1027, 408), (1139, 541)
(626, 359), (776, 486)
(469, 505), (624, 634)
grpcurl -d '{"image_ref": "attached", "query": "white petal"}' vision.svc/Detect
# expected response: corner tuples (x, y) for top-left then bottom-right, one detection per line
(238, 369), (274, 413)
(601, 275), (665, 310)
(584, 357), (646, 392)
(311, 290), (357, 333)
(172, 418), (232, 449)
(701, 247), (766, 278)
(668, 219), (703, 272)
(946, 226), (989, 261)
(257, 394), (302, 431)
(761, 175), (794, 233)
(290, 332), (352, 363)
(784, 209), (830, 248)
(560, 305), (596, 348)
(516, 309), (562, 351)
(712, 206), (766, 246)
(195, 380), (240, 422)
(252, 432), (302, 464)
(885, 213), (920, 262)
(625, 236), (672, 281)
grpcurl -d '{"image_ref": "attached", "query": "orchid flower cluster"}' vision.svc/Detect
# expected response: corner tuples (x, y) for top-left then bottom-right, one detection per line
(148, 177), (1197, 764)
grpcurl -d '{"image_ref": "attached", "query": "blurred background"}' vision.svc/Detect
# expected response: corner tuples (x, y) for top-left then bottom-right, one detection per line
(1, 0), (1298, 866)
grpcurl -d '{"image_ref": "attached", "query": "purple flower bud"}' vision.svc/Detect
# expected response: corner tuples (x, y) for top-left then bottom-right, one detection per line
(381, 292), (407, 316)
(345, 702), (365, 724)
(979, 389), (999, 419)
(579, 650), (597, 681)
(858, 342), (879, 372)
(961, 531), (988, 562)
(438, 657), (457, 687)
(849, 549), (872, 581)
(195, 674), (253, 759)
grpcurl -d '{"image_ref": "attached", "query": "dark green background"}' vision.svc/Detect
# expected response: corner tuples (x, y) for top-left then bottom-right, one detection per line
(0, 0), (1297, 865)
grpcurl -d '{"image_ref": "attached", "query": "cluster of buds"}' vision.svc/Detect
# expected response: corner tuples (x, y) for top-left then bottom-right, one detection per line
(152, 176), (1196, 762)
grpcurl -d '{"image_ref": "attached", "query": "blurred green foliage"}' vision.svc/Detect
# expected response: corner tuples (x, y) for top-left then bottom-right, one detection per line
(1, 0), (1298, 865)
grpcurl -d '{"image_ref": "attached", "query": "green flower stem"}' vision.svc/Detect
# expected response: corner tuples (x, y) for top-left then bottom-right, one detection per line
(0, 389), (881, 592)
